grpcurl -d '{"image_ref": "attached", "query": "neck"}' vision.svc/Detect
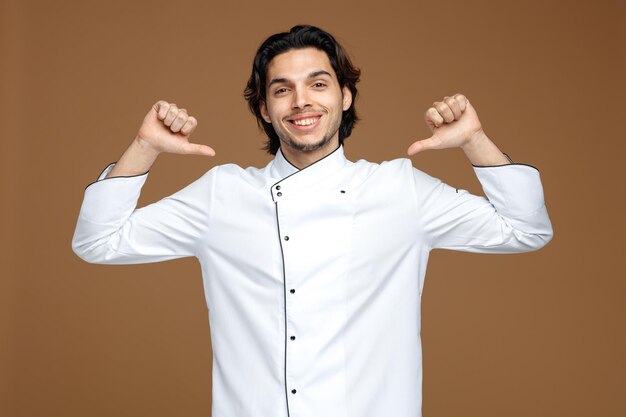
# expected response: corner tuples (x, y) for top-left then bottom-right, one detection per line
(280, 141), (340, 169)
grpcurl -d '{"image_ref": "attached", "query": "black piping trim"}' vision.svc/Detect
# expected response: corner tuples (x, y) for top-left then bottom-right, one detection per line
(471, 152), (539, 170)
(472, 162), (539, 171)
(282, 153), (300, 170)
(274, 202), (291, 417)
(270, 144), (342, 193)
(84, 162), (150, 190)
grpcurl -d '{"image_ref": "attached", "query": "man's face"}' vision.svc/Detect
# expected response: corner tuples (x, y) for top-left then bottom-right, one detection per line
(260, 47), (352, 154)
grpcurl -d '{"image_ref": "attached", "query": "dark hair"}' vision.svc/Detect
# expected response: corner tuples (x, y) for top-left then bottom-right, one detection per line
(244, 25), (361, 155)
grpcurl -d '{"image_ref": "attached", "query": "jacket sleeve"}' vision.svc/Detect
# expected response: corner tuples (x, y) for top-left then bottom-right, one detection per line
(71, 163), (215, 264)
(413, 162), (553, 253)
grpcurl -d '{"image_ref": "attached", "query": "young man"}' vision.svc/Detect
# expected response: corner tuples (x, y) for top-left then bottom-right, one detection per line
(72, 25), (552, 417)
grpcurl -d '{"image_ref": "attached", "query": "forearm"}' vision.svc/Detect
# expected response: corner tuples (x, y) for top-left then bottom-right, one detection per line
(106, 137), (161, 178)
(461, 130), (510, 166)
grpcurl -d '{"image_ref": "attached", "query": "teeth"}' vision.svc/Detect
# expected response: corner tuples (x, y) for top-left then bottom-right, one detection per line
(292, 117), (319, 126)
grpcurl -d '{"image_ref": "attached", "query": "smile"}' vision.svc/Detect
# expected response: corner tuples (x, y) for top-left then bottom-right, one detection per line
(291, 117), (319, 126)
(287, 115), (322, 130)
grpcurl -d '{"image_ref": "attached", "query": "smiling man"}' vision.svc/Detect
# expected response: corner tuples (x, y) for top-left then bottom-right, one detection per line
(259, 48), (352, 166)
(72, 25), (553, 417)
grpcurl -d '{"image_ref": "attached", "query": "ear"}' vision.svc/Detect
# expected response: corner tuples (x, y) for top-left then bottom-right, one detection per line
(260, 100), (272, 123)
(341, 86), (353, 111)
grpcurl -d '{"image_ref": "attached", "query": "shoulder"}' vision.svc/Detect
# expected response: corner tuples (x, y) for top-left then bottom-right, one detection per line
(353, 156), (441, 186)
(333, 157), (416, 194)
(348, 156), (446, 192)
(350, 157), (414, 179)
(201, 162), (267, 189)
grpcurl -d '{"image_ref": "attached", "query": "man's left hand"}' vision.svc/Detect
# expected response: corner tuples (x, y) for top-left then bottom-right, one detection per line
(407, 93), (484, 156)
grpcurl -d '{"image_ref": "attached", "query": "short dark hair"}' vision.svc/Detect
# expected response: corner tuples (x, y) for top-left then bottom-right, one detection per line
(244, 25), (361, 155)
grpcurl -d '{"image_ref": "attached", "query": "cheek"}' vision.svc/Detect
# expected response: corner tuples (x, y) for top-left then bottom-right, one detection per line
(260, 101), (274, 123)
(265, 102), (285, 123)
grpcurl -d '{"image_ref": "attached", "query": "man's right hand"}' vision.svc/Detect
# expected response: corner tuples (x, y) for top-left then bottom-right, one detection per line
(136, 100), (215, 157)
(104, 101), (214, 179)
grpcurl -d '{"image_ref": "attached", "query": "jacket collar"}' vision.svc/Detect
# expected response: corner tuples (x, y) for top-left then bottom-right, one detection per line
(268, 145), (348, 201)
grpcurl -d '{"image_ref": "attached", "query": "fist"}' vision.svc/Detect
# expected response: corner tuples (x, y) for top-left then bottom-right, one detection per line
(407, 93), (484, 156)
(136, 100), (215, 157)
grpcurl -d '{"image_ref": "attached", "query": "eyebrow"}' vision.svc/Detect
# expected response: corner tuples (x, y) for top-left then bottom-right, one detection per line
(268, 70), (333, 88)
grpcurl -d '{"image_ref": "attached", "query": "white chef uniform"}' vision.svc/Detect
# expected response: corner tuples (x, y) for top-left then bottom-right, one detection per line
(72, 145), (553, 417)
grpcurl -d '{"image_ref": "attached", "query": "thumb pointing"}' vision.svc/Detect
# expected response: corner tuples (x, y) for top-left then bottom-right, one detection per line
(182, 142), (216, 157)
(407, 137), (436, 156)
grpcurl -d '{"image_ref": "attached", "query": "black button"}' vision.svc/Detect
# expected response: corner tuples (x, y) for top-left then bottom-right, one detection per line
(284, 236), (290, 241)
(276, 185), (281, 190)
(277, 192), (282, 197)
(290, 336), (296, 340)
(290, 289), (295, 294)
(291, 389), (297, 394)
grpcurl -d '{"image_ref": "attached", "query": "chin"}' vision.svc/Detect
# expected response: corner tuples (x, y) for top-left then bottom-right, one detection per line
(284, 136), (333, 152)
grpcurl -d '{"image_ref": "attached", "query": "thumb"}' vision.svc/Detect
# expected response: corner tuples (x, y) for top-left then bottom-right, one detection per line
(180, 142), (216, 157)
(407, 136), (438, 156)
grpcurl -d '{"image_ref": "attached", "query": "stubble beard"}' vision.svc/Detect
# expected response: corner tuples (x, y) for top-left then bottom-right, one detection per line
(278, 114), (342, 153)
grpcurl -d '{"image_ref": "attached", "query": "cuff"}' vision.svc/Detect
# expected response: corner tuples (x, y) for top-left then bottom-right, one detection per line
(79, 163), (149, 224)
(472, 163), (545, 217)
(84, 162), (150, 189)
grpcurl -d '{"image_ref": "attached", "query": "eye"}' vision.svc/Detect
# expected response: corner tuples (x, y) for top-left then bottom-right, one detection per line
(274, 87), (288, 95)
(313, 82), (327, 88)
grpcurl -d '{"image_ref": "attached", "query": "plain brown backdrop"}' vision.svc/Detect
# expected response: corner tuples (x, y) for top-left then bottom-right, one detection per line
(2, 0), (624, 416)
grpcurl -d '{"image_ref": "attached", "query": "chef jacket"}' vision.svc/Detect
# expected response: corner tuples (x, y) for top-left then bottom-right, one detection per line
(72, 145), (553, 417)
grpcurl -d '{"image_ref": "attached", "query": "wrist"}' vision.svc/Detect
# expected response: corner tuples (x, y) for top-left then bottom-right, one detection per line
(461, 129), (488, 154)
(133, 136), (161, 160)
(461, 130), (510, 166)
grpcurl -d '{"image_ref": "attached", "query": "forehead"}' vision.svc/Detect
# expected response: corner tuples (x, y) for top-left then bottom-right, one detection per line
(266, 47), (336, 81)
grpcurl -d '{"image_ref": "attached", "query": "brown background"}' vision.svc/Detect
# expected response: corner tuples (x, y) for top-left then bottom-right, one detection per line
(2, 0), (625, 416)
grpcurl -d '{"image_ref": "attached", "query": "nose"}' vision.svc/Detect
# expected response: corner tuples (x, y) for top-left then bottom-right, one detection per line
(291, 86), (311, 110)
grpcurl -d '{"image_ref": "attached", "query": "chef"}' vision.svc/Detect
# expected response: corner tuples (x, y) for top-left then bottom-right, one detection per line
(72, 24), (553, 417)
